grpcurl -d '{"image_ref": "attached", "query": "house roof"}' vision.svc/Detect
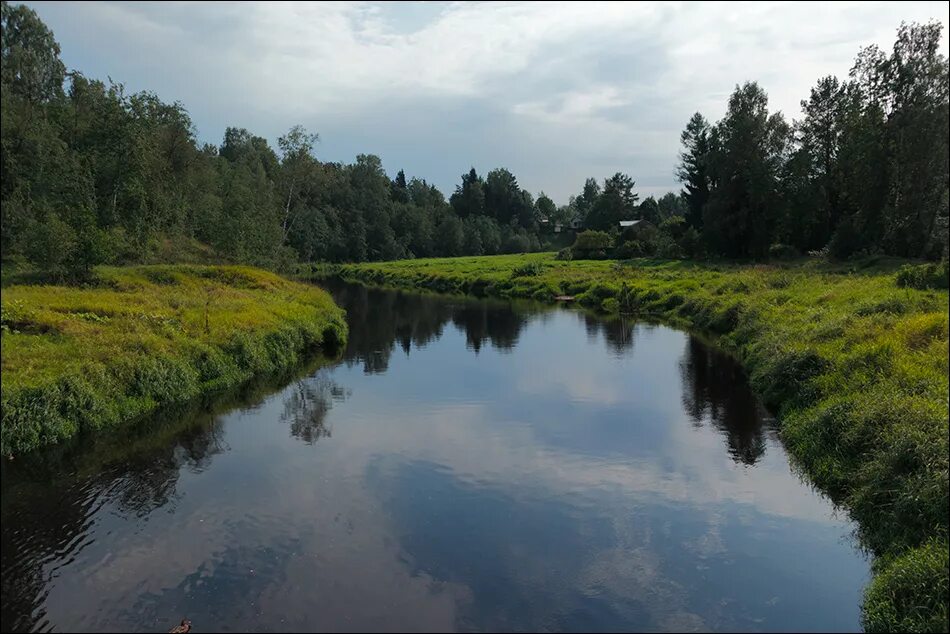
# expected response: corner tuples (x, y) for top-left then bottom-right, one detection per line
(618, 220), (641, 228)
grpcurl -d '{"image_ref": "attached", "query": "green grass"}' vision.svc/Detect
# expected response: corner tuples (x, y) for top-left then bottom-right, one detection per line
(328, 252), (949, 633)
(1, 265), (347, 456)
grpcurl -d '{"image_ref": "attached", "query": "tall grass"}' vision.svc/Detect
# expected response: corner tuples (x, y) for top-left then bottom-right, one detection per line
(1, 265), (347, 455)
(336, 253), (949, 632)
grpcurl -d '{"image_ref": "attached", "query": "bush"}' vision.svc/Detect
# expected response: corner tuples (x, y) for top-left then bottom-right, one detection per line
(614, 240), (649, 259)
(555, 247), (573, 261)
(511, 262), (543, 277)
(23, 212), (77, 279)
(896, 261), (949, 290)
(572, 230), (612, 259)
(655, 233), (683, 259)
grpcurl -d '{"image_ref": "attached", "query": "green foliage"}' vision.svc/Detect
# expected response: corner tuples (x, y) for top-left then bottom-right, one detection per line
(0, 1), (65, 103)
(0, 265), (347, 455)
(586, 172), (638, 231)
(676, 22), (948, 262)
(863, 540), (949, 633)
(2, 8), (947, 290)
(572, 230), (612, 259)
(511, 262), (543, 277)
(555, 247), (573, 261)
(896, 261), (949, 290)
(338, 253), (949, 632)
(614, 240), (650, 259)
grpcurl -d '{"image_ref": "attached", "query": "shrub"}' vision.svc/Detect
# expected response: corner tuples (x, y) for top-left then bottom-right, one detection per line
(655, 233), (683, 259)
(572, 230), (612, 259)
(896, 261), (949, 290)
(511, 262), (543, 277)
(614, 240), (649, 259)
(555, 247), (573, 261)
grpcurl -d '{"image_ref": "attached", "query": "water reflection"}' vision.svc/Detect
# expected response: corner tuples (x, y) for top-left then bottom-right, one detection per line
(0, 362), (323, 633)
(580, 312), (638, 355)
(331, 282), (530, 369)
(0, 281), (868, 633)
(281, 372), (350, 444)
(679, 337), (770, 465)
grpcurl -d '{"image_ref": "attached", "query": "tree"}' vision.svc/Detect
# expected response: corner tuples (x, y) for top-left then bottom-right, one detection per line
(874, 22), (948, 257)
(676, 113), (711, 229)
(515, 188), (536, 230)
(450, 167), (485, 218)
(277, 124), (318, 242)
(586, 172), (638, 231)
(637, 196), (660, 224)
(434, 213), (464, 256)
(535, 191), (556, 222)
(573, 177), (601, 226)
(483, 168), (520, 224)
(703, 82), (790, 258)
(350, 154), (398, 261)
(551, 204), (575, 226)
(390, 168), (409, 203)
(656, 192), (687, 221)
(1, 1), (66, 104)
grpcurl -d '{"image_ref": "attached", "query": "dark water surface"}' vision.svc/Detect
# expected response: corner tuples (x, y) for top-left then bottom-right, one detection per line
(1, 281), (868, 633)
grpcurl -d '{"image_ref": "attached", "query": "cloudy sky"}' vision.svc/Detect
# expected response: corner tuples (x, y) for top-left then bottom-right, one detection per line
(27, 1), (949, 202)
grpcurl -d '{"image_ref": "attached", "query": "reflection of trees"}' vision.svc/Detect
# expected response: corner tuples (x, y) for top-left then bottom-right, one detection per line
(0, 370), (301, 633)
(451, 303), (526, 353)
(679, 336), (768, 465)
(330, 283), (449, 373)
(324, 279), (529, 368)
(109, 418), (227, 518)
(281, 372), (350, 444)
(580, 313), (637, 355)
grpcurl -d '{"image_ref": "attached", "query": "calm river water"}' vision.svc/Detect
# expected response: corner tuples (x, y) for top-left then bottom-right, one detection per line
(0, 281), (869, 632)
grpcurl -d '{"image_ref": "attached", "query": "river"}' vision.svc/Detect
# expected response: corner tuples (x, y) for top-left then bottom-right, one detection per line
(0, 280), (869, 632)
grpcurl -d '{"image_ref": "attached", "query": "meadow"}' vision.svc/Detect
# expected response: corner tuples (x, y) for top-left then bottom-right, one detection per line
(1, 265), (347, 457)
(329, 253), (949, 633)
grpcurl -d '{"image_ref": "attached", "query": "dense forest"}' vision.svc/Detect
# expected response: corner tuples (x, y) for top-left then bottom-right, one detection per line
(1, 2), (947, 279)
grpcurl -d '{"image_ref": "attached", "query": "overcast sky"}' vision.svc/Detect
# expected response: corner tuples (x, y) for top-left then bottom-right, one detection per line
(26, 1), (949, 203)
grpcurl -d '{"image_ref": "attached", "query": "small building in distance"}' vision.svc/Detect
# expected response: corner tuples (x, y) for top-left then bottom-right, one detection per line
(618, 219), (654, 242)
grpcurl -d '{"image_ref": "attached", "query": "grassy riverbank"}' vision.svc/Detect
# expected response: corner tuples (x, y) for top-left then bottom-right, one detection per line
(1, 265), (347, 456)
(329, 253), (949, 633)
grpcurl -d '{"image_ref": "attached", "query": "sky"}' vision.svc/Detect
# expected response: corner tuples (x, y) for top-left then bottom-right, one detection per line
(25, 1), (950, 203)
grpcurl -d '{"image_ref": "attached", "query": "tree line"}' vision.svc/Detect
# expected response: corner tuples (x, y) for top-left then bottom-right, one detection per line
(1, 2), (947, 280)
(676, 21), (948, 261)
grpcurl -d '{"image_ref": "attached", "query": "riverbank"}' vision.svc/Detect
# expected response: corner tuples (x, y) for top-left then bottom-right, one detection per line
(1, 265), (347, 457)
(326, 253), (949, 633)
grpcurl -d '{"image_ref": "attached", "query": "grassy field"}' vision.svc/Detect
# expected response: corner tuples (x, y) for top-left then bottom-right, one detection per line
(329, 253), (949, 633)
(1, 265), (347, 457)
